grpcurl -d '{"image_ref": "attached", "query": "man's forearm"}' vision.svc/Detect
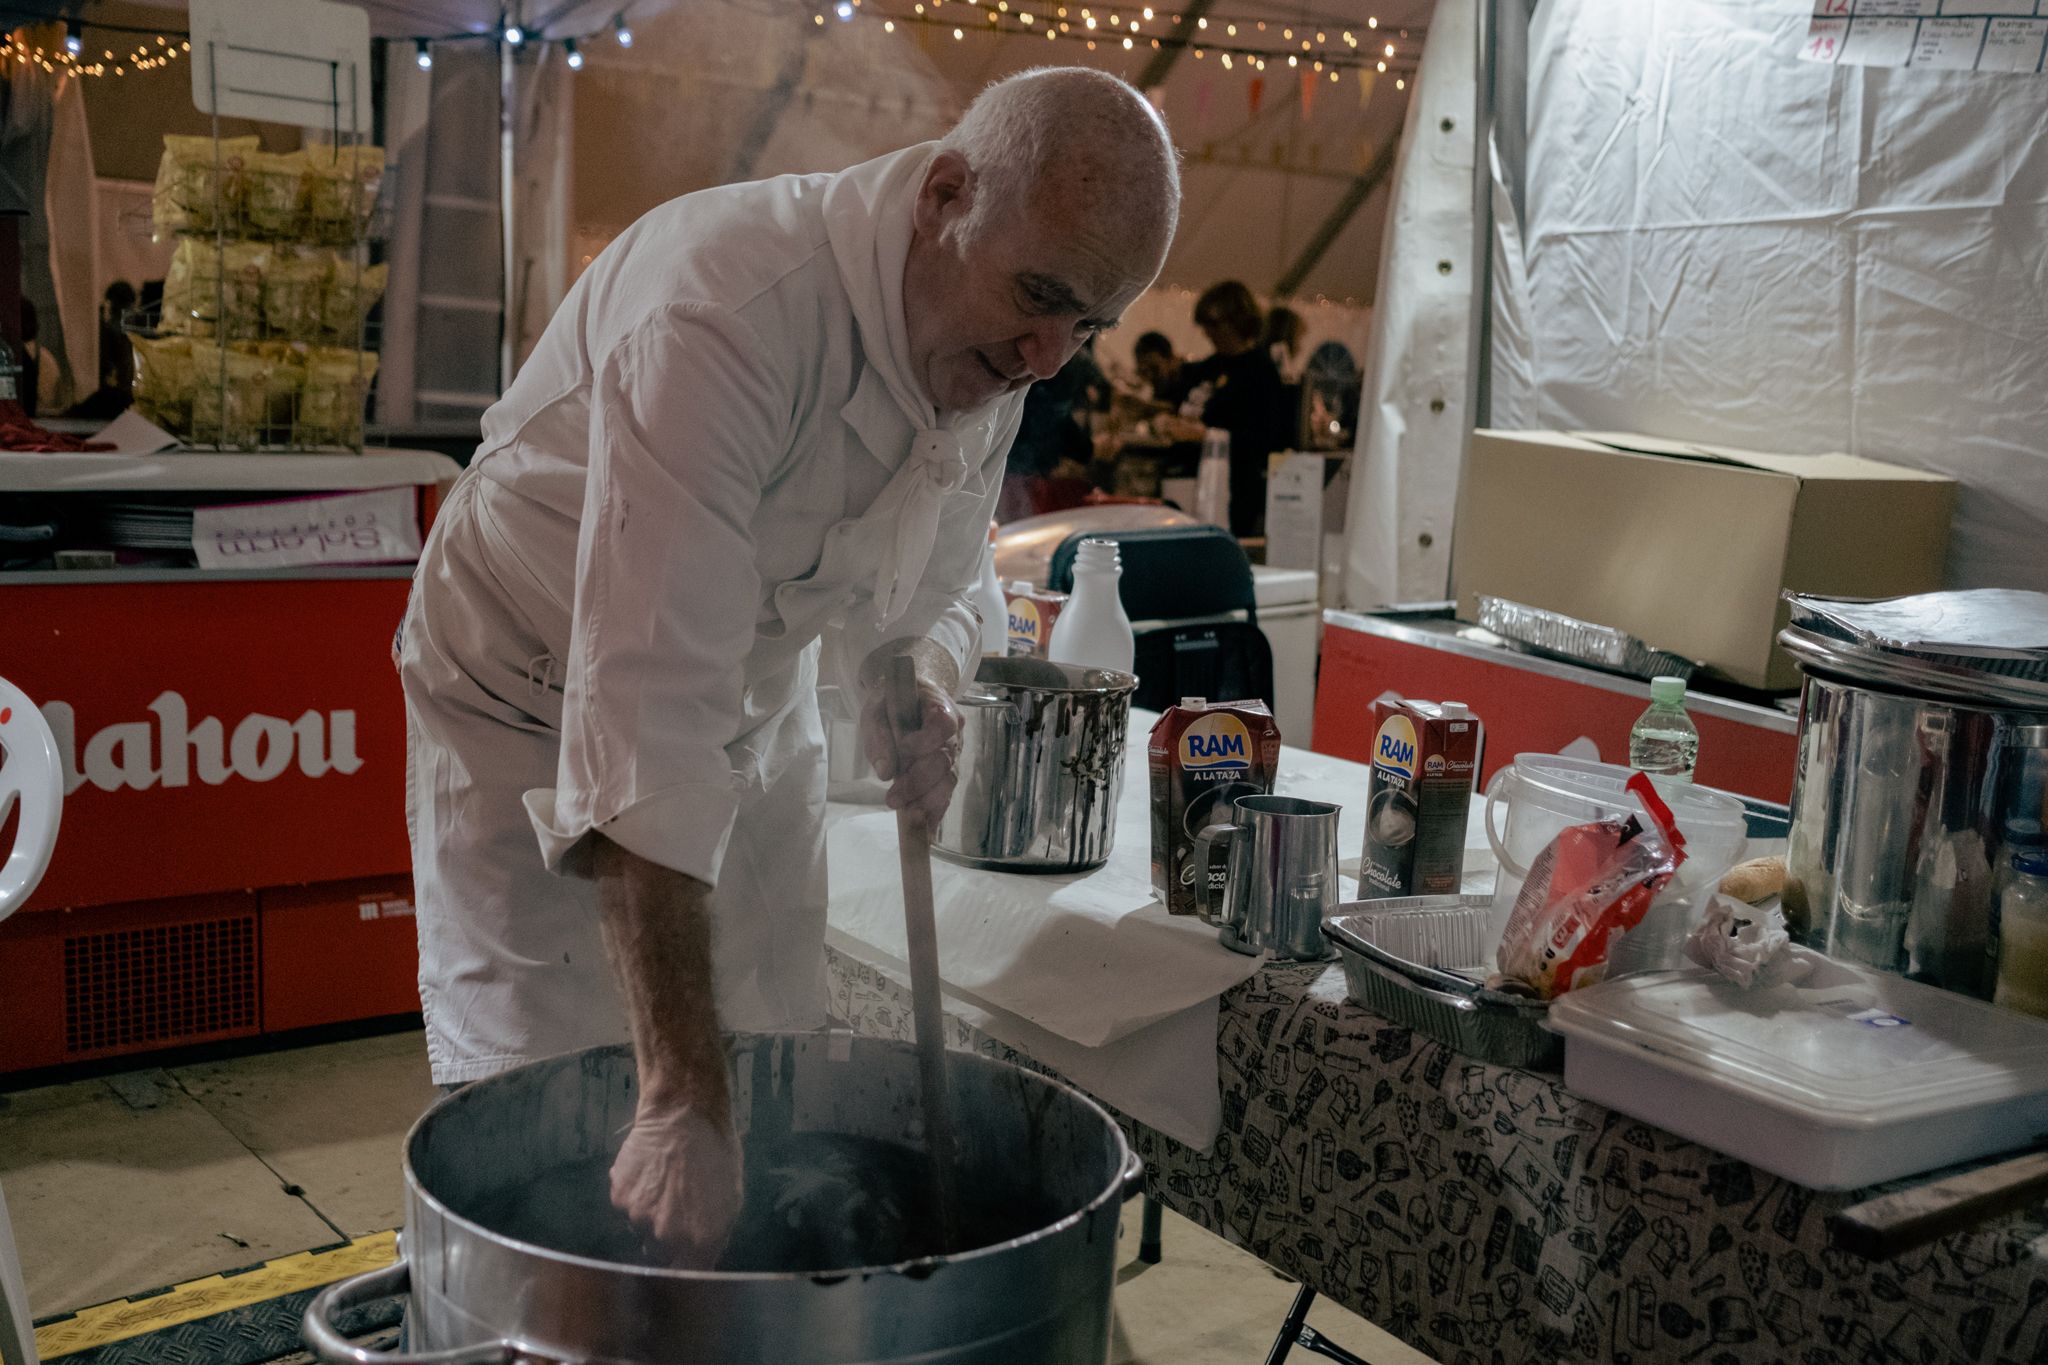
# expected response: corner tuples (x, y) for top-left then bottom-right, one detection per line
(592, 837), (728, 1116)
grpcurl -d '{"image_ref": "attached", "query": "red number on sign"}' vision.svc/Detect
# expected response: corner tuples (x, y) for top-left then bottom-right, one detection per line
(1806, 34), (1840, 58)
(1821, 0), (1851, 15)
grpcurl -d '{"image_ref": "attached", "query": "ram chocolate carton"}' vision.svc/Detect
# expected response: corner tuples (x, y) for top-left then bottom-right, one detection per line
(1005, 582), (1069, 658)
(1361, 699), (1480, 898)
(1150, 699), (1283, 916)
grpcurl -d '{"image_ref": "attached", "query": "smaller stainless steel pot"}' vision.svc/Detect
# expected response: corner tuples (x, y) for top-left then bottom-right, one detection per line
(931, 657), (1137, 874)
(1194, 794), (1341, 960)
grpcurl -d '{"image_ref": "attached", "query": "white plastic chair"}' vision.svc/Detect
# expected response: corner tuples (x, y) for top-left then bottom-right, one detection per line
(0, 676), (64, 1365)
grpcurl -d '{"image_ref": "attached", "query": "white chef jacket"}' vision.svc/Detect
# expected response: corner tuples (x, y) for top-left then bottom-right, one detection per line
(401, 144), (1024, 1080)
(492, 143), (1021, 887)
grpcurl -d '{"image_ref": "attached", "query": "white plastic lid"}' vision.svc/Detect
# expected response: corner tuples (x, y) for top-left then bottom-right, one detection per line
(1549, 964), (2048, 1125)
(1650, 676), (1688, 705)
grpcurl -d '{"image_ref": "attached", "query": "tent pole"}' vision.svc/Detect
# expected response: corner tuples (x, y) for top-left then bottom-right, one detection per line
(1137, 0), (1214, 91)
(1272, 136), (1399, 301)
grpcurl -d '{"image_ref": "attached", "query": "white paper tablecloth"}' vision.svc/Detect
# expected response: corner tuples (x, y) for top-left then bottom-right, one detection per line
(824, 708), (1417, 1149)
(822, 710), (1391, 1050)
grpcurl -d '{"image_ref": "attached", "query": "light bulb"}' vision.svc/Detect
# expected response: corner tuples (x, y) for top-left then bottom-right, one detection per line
(836, 0), (854, 18)
(415, 38), (432, 69)
(505, 24), (525, 45)
(65, 22), (82, 55)
(614, 13), (634, 46)
(565, 38), (583, 68)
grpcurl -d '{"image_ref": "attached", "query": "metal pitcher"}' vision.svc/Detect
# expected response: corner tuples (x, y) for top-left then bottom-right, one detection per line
(1194, 794), (1341, 960)
(930, 657), (1136, 874)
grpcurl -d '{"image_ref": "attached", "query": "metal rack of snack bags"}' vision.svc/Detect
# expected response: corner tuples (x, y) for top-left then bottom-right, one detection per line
(126, 0), (383, 452)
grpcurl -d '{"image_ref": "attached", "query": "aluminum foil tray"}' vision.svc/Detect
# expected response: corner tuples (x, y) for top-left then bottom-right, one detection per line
(1476, 596), (1697, 683)
(1323, 897), (1562, 1072)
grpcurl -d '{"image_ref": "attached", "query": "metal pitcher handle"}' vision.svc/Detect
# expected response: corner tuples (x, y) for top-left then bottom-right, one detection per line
(301, 1257), (526, 1364)
(1192, 820), (1243, 929)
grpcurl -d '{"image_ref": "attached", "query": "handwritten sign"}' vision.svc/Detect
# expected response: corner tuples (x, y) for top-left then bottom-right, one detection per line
(1802, 0), (2047, 70)
(192, 487), (421, 570)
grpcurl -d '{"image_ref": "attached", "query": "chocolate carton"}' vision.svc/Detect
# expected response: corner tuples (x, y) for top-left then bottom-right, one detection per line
(1150, 699), (1283, 916)
(1361, 699), (1480, 898)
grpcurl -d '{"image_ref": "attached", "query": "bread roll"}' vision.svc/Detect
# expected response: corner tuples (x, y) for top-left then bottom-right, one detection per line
(1719, 856), (1788, 906)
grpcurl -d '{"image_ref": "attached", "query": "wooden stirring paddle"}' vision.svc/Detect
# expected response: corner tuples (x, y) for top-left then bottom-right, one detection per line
(887, 656), (961, 1252)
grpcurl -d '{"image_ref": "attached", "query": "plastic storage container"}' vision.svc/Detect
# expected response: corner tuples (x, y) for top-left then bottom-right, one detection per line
(1549, 961), (2048, 1189)
(1485, 753), (1748, 972)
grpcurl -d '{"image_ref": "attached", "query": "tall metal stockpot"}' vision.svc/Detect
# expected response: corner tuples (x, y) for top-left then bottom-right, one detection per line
(302, 1035), (1142, 1364)
(1779, 591), (2048, 997)
(931, 657), (1138, 873)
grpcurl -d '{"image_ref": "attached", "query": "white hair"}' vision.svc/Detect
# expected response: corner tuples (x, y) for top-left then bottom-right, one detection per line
(939, 67), (1181, 250)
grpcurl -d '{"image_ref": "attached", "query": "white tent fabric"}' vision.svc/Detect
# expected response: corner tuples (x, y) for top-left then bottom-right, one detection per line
(1338, 0), (1475, 612)
(1492, 0), (2048, 591)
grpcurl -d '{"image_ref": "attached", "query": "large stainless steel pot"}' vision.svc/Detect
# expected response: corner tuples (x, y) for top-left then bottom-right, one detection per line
(932, 657), (1137, 873)
(303, 1035), (1142, 1364)
(1780, 592), (2048, 997)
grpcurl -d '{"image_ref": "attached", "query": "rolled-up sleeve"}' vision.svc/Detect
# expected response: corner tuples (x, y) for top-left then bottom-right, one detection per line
(526, 303), (788, 884)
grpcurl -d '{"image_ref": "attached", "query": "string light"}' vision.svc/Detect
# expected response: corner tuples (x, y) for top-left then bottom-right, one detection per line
(614, 12), (634, 47)
(64, 20), (81, 55)
(1395, 77), (1405, 89)
(0, 29), (188, 81)
(1384, 42), (1394, 56)
(885, 17), (895, 29)
(415, 37), (432, 69)
(565, 36), (583, 67)
(504, 22), (525, 45)
(838, 0), (857, 18)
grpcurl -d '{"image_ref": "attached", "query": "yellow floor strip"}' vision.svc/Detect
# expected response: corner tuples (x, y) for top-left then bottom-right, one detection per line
(34, 1229), (399, 1359)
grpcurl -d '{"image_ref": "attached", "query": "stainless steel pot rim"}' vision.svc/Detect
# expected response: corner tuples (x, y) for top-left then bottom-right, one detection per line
(401, 1040), (1141, 1283)
(1780, 625), (2048, 711)
(961, 670), (1138, 701)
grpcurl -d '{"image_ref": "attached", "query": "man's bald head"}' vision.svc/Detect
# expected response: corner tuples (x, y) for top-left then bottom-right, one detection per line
(939, 67), (1180, 268)
(903, 67), (1182, 413)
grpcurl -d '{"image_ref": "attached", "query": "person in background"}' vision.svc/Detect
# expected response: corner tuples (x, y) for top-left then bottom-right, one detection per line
(63, 281), (138, 421)
(1179, 279), (1289, 537)
(999, 338), (1109, 520)
(19, 300), (44, 418)
(1304, 339), (1361, 446)
(1131, 329), (1184, 406)
(1262, 304), (1306, 381)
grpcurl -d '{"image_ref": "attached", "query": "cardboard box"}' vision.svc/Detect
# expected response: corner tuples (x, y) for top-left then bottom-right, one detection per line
(1450, 431), (1956, 690)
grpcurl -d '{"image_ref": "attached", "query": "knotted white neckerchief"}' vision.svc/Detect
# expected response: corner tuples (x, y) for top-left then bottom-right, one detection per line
(822, 143), (999, 627)
(876, 428), (969, 623)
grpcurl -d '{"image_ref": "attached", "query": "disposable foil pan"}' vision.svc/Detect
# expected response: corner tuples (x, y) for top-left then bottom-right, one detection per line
(1323, 896), (1562, 1071)
(1476, 596), (1698, 683)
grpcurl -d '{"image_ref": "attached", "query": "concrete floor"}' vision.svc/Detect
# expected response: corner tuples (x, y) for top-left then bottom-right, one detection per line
(0, 1029), (1435, 1364)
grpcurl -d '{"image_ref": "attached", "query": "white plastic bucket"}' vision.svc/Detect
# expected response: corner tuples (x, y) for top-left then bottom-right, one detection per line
(1485, 754), (1748, 972)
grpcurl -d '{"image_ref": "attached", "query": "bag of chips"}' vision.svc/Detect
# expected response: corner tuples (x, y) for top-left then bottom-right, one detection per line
(1493, 774), (1690, 1000)
(321, 260), (389, 342)
(298, 347), (380, 448)
(130, 335), (195, 434)
(188, 342), (271, 448)
(152, 134), (258, 239)
(244, 150), (309, 236)
(304, 144), (385, 241)
(219, 241), (272, 339)
(264, 249), (332, 339)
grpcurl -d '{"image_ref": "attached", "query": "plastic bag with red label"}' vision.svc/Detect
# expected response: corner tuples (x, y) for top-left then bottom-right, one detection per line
(1493, 773), (1689, 1000)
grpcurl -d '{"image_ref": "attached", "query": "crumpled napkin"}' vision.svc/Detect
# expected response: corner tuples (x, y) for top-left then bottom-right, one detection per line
(1685, 894), (1820, 988)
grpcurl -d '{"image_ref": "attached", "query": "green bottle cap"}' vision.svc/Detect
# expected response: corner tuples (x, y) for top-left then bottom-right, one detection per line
(1650, 676), (1687, 706)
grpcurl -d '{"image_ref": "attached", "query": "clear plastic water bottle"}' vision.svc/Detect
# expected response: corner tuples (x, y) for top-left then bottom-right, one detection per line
(1047, 538), (1134, 674)
(1629, 676), (1699, 782)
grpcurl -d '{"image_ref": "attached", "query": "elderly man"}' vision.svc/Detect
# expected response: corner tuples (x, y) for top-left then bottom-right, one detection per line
(398, 67), (1180, 1261)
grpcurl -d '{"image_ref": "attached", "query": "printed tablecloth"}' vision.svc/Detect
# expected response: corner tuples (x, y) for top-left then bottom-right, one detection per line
(826, 948), (2048, 1365)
